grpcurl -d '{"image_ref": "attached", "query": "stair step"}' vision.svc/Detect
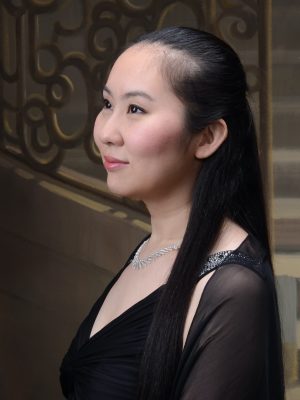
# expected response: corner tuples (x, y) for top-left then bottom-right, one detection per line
(273, 106), (299, 149)
(273, 150), (300, 163)
(274, 198), (300, 252)
(275, 198), (300, 219)
(273, 150), (300, 197)
(273, 4), (300, 49)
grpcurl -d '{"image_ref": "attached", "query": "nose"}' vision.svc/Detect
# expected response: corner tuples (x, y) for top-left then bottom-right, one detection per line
(93, 111), (124, 149)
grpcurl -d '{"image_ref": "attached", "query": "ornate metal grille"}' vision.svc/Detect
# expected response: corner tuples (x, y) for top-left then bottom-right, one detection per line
(0, 0), (269, 207)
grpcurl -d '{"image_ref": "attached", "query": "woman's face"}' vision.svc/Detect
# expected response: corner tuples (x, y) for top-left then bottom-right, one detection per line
(93, 45), (201, 203)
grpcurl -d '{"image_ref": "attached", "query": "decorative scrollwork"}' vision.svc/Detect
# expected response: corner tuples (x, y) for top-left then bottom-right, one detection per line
(207, 0), (259, 95)
(54, 0), (87, 36)
(0, 0), (208, 173)
(216, 0), (258, 40)
(0, 0), (260, 181)
(26, 0), (60, 14)
(119, 0), (156, 17)
(244, 64), (260, 94)
(1, 0), (26, 18)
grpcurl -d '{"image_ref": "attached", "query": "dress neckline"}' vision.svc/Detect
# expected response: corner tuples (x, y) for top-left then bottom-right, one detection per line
(87, 234), (254, 344)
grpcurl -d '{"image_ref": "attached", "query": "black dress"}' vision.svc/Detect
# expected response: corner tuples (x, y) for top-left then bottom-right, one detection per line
(60, 234), (284, 400)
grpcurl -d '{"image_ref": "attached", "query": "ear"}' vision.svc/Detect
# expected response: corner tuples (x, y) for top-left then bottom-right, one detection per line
(194, 119), (228, 159)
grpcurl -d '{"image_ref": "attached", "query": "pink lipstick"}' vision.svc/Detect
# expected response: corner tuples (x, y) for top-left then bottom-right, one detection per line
(103, 155), (129, 171)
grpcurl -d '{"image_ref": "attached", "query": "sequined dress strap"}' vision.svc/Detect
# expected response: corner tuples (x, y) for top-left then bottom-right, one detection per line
(199, 249), (264, 279)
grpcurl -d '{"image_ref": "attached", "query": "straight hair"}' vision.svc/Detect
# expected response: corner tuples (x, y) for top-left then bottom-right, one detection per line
(122, 27), (284, 400)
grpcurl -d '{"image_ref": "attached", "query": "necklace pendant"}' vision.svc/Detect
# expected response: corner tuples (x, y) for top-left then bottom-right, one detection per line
(131, 239), (180, 270)
(132, 259), (144, 270)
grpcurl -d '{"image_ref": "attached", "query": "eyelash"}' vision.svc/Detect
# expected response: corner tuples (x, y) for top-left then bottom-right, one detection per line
(128, 104), (145, 114)
(102, 98), (145, 114)
(103, 99), (112, 109)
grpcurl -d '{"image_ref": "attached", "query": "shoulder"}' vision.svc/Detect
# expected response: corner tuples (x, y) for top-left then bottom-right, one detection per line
(183, 239), (271, 349)
(201, 233), (270, 303)
(199, 263), (269, 317)
(182, 263), (270, 354)
(216, 263), (266, 294)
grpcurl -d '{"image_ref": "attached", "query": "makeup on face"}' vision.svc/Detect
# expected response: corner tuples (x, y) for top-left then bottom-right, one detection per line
(93, 45), (200, 202)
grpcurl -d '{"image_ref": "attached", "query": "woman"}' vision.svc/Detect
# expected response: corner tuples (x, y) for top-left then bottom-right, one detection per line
(60, 27), (285, 400)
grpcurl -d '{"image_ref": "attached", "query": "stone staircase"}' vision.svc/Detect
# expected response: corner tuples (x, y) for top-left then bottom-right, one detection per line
(272, 0), (300, 256)
(271, 4), (300, 398)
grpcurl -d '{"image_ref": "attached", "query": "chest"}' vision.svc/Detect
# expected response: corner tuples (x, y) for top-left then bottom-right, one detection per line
(90, 262), (215, 347)
(89, 259), (173, 338)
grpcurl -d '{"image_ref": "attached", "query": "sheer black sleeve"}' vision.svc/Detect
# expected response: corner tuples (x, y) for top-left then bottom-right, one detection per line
(179, 264), (269, 400)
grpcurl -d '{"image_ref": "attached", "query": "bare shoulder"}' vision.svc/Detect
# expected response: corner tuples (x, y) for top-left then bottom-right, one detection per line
(183, 269), (215, 349)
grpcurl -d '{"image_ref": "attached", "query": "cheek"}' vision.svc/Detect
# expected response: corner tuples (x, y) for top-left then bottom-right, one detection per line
(93, 113), (103, 150)
(129, 120), (186, 157)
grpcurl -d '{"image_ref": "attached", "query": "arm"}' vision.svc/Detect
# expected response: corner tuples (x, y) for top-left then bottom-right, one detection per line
(180, 265), (268, 400)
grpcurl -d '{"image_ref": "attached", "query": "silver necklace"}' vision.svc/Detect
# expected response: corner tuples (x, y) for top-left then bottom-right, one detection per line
(132, 239), (180, 270)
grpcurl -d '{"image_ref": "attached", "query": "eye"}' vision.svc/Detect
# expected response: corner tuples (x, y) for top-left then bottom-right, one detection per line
(103, 98), (112, 109)
(128, 104), (145, 114)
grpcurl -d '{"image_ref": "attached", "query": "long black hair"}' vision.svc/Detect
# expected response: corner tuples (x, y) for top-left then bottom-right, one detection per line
(123, 27), (284, 400)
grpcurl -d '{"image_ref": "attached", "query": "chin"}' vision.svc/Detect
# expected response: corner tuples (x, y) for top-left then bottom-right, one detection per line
(106, 181), (137, 199)
(106, 175), (152, 202)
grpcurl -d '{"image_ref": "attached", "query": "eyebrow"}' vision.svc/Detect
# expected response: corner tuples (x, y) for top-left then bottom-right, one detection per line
(103, 85), (154, 101)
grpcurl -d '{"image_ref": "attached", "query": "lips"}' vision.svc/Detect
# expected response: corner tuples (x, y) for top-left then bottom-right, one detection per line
(103, 155), (129, 171)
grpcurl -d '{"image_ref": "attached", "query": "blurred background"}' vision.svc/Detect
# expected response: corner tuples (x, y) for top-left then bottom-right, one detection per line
(0, 0), (299, 399)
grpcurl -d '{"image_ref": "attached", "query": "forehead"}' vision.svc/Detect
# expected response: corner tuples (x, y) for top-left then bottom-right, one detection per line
(106, 44), (170, 92)
(115, 44), (164, 70)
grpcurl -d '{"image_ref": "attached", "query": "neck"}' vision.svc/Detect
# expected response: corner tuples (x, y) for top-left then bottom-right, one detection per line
(145, 199), (191, 246)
